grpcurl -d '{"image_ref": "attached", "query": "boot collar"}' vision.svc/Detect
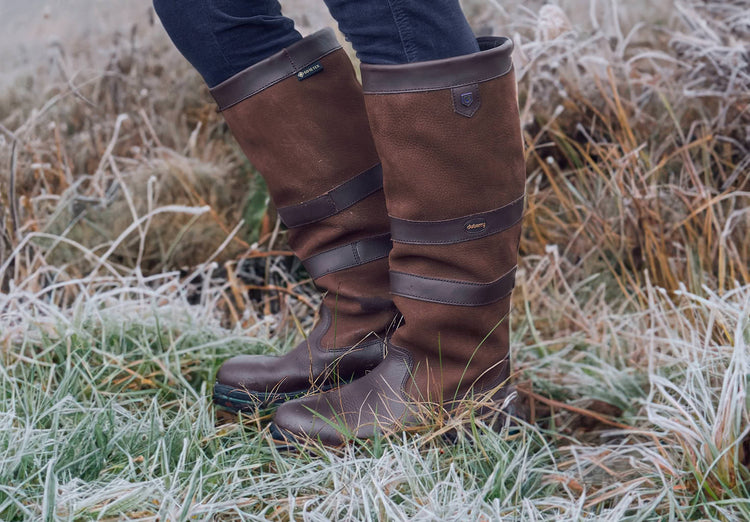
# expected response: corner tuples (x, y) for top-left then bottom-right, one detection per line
(209, 28), (341, 111)
(361, 37), (513, 94)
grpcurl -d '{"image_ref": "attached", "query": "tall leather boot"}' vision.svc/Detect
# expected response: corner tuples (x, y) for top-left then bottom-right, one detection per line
(272, 36), (525, 444)
(211, 29), (396, 412)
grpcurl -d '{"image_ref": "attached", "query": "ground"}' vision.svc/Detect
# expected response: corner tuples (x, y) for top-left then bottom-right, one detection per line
(0, 0), (748, 520)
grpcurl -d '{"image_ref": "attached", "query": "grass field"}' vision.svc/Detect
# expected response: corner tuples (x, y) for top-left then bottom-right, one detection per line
(0, 0), (748, 519)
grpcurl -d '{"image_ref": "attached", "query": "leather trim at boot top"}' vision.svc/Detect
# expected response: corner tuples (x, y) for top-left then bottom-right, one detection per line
(210, 28), (341, 110)
(360, 37), (513, 94)
(277, 163), (384, 228)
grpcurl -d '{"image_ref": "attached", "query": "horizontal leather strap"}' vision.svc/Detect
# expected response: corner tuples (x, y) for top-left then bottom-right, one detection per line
(277, 164), (384, 228)
(209, 28), (341, 111)
(390, 195), (524, 245)
(390, 267), (516, 307)
(303, 234), (392, 280)
(361, 37), (513, 94)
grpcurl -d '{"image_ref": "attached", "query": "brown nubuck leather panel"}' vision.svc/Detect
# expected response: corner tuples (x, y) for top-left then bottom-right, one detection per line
(272, 37), (527, 445)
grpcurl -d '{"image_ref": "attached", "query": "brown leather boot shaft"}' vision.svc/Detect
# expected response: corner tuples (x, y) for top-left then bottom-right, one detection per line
(272, 37), (527, 445)
(211, 30), (394, 410)
(218, 44), (380, 209)
(362, 37), (524, 399)
(212, 29), (394, 352)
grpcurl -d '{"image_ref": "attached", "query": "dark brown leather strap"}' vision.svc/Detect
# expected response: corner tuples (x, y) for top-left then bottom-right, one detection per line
(390, 267), (516, 307)
(303, 234), (392, 280)
(209, 28), (342, 111)
(361, 37), (513, 94)
(390, 195), (524, 245)
(277, 164), (383, 228)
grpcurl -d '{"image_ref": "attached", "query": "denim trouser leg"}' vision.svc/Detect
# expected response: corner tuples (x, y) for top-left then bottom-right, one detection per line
(153, 0), (479, 87)
(152, 0), (302, 87)
(323, 0), (479, 65)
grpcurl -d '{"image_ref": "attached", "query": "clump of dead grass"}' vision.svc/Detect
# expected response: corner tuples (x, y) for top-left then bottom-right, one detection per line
(0, 0), (748, 519)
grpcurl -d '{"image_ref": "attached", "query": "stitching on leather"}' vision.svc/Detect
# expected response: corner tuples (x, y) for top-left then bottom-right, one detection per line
(304, 234), (391, 278)
(279, 196), (337, 227)
(393, 213), (523, 245)
(310, 308), (388, 356)
(386, 343), (415, 402)
(390, 195), (525, 245)
(326, 338), (384, 354)
(472, 346), (511, 392)
(451, 86), (470, 115)
(390, 268), (517, 306)
(451, 85), (481, 118)
(391, 286), (514, 306)
(392, 267), (516, 287)
(278, 162), (382, 228)
(215, 46), (342, 110)
(363, 63), (513, 95)
(310, 305), (332, 354)
(306, 246), (390, 279)
(328, 163), (383, 210)
(283, 49), (297, 71)
(311, 260), (357, 279)
(390, 193), (525, 226)
(311, 251), (390, 279)
(333, 183), (383, 211)
(287, 195), (336, 214)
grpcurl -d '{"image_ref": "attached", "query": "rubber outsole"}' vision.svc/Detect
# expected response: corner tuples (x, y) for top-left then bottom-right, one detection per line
(267, 422), (302, 451)
(212, 382), (336, 414)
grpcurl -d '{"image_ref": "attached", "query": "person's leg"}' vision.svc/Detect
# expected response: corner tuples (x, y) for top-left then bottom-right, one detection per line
(322, 0), (480, 64)
(152, 0), (302, 87)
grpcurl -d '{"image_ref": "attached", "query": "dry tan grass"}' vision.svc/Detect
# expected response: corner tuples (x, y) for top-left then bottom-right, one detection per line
(0, 0), (748, 519)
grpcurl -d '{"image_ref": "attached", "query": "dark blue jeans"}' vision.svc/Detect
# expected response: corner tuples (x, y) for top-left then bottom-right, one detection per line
(153, 0), (480, 87)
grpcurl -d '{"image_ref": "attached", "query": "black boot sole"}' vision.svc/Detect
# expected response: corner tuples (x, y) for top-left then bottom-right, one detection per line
(212, 382), (336, 414)
(267, 422), (302, 451)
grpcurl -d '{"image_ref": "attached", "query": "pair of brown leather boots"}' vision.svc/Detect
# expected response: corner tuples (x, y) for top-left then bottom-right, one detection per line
(210, 29), (525, 446)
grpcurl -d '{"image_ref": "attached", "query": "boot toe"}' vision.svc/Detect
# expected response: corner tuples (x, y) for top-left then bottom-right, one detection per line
(215, 354), (279, 389)
(271, 359), (412, 446)
(213, 354), (307, 411)
(273, 394), (349, 446)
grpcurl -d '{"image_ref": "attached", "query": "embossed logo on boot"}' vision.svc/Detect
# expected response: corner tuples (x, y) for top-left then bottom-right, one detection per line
(297, 61), (324, 81)
(452, 83), (481, 117)
(464, 218), (487, 233)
